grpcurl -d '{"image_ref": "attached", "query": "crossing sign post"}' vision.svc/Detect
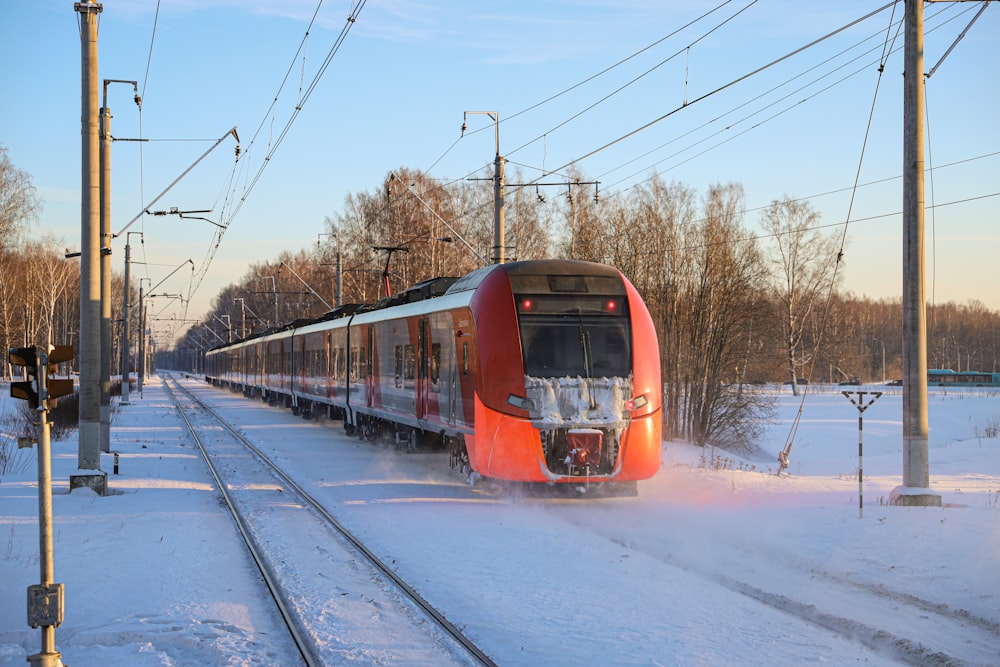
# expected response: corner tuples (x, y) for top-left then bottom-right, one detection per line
(842, 391), (883, 519)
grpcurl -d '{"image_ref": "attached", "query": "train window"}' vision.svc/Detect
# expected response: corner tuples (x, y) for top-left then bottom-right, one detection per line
(394, 345), (403, 388)
(365, 327), (374, 379)
(340, 348), (347, 380)
(520, 316), (631, 379)
(404, 345), (416, 386)
(430, 343), (441, 388)
(351, 346), (366, 380)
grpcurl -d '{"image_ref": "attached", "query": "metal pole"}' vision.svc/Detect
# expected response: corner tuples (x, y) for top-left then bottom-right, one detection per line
(28, 352), (65, 667)
(99, 98), (111, 452)
(898, 0), (939, 507)
(461, 111), (506, 264)
(873, 336), (886, 384)
(103, 82), (138, 409)
(234, 298), (247, 338)
(336, 242), (343, 308)
(842, 391), (883, 520)
(120, 239), (131, 405)
(857, 410), (864, 519)
(74, 1), (105, 492)
(137, 284), (145, 393)
(493, 152), (505, 264)
(273, 280), (278, 325)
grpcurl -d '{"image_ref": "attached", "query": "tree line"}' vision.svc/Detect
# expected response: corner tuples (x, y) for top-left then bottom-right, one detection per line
(3, 145), (997, 449)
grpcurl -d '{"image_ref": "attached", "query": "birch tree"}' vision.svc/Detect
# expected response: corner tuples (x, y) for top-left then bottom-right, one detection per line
(760, 196), (842, 396)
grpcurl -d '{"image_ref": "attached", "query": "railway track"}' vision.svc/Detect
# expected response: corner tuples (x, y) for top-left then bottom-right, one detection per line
(159, 374), (998, 665)
(553, 511), (1000, 667)
(163, 374), (496, 667)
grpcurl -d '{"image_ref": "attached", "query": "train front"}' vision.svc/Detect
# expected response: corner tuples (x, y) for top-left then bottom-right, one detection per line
(468, 260), (661, 486)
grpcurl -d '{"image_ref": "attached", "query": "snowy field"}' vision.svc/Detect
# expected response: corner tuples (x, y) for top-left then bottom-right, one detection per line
(1, 376), (998, 666)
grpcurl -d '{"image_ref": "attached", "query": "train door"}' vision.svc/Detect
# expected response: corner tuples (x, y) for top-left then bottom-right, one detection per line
(417, 318), (429, 420)
(366, 325), (376, 409)
(324, 331), (333, 400)
(447, 364), (458, 426)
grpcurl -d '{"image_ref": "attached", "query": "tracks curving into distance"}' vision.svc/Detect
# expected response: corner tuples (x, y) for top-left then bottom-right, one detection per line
(163, 374), (496, 667)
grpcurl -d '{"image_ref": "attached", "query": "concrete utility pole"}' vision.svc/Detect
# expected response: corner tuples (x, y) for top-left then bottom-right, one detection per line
(462, 111), (505, 264)
(99, 94), (111, 451)
(100, 80), (140, 440)
(72, 1), (106, 495)
(894, 0), (940, 507)
(119, 234), (141, 405)
(137, 284), (146, 393)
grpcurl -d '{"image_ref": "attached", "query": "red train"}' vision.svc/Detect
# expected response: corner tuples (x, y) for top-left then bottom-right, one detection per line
(204, 259), (662, 491)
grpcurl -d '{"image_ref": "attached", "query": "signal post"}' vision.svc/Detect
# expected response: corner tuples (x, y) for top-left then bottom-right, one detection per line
(9, 346), (75, 667)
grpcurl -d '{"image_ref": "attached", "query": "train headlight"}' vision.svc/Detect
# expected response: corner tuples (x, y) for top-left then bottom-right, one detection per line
(625, 394), (649, 411)
(507, 393), (536, 413)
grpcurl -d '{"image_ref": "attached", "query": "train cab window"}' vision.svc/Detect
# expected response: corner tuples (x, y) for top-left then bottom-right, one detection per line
(518, 294), (631, 379)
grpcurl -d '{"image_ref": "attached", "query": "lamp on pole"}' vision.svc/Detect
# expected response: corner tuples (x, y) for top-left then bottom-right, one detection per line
(462, 111), (505, 264)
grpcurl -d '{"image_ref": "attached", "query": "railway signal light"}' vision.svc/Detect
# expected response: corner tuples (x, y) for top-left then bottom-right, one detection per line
(9, 347), (40, 409)
(46, 346), (75, 402)
(8, 346), (76, 409)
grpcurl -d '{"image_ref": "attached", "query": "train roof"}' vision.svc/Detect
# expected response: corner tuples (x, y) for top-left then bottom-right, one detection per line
(444, 259), (622, 296)
(368, 276), (459, 310)
(205, 259), (624, 352)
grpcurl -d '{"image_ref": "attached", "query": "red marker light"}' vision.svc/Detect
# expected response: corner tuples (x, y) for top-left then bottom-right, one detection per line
(522, 298), (535, 311)
(605, 300), (617, 312)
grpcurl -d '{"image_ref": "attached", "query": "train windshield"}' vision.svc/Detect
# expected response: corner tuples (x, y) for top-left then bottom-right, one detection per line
(517, 294), (631, 378)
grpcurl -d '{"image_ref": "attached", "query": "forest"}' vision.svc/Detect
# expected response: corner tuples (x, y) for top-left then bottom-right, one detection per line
(3, 147), (998, 448)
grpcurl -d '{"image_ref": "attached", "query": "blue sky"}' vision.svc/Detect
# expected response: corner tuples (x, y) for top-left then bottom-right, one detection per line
(3, 1), (998, 340)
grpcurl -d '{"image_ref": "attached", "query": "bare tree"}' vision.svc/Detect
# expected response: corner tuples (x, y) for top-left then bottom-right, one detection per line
(760, 196), (842, 396)
(607, 177), (771, 448)
(613, 175), (697, 440)
(0, 145), (41, 250)
(681, 183), (769, 447)
(24, 238), (77, 347)
(0, 147), (43, 377)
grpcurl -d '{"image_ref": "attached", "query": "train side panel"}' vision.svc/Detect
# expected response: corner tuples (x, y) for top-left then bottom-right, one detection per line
(348, 293), (477, 438)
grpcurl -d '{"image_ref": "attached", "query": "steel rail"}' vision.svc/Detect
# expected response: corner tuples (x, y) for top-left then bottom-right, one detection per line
(169, 376), (497, 667)
(163, 378), (317, 667)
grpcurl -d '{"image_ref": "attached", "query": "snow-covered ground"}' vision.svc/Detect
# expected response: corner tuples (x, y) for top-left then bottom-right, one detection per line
(1, 377), (998, 666)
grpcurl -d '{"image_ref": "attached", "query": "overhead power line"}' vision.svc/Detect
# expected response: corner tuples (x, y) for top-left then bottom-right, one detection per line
(185, 1), (369, 303)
